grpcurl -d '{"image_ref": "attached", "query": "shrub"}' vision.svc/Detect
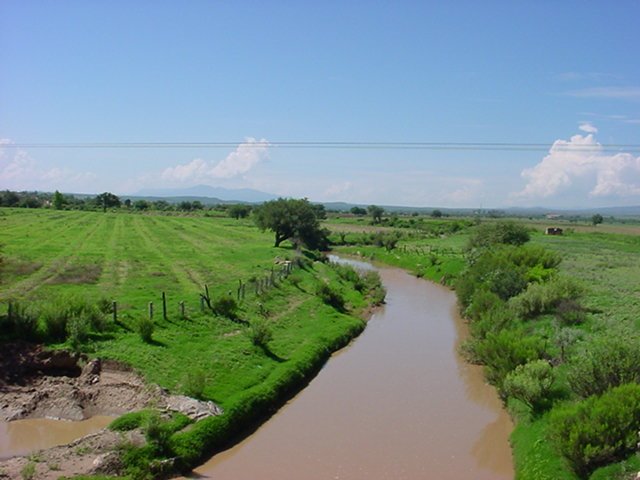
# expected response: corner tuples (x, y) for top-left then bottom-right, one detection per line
(468, 307), (515, 341)
(567, 329), (640, 398)
(363, 271), (386, 305)
(468, 221), (530, 249)
(503, 359), (554, 411)
(183, 370), (207, 399)
(144, 411), (172, 456)
(40, 295), (108, 342)
(5, 301), (39, 340)
(509, 276), (583, 319)
(211, 296), (238, 319)
(248, 318), (273, 347)
(138, 317), (154, 343)
(550, 383), (640, 476)
(316, 283), (345, 311)
(110, 410), (155, 431)
(67, 315), (90, 350)
(288, 272), (303, 288)
(465, 288), (502, 322)
(40, 300), (71, 341)
(472, 328), (546, 391)
(20, 462), (36, 480)
(555, 299), (586, 326)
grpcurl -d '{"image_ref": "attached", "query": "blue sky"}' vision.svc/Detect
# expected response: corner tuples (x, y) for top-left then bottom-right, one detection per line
(1, 1), (639, 208)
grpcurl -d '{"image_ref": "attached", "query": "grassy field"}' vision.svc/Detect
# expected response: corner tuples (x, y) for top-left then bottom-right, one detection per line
(3, 208), (639, 478)
(0, 208), (375, 408)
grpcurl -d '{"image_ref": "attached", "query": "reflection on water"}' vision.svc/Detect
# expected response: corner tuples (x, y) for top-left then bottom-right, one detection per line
(0, 416), (114, 459)
(191, 260), (513, 479)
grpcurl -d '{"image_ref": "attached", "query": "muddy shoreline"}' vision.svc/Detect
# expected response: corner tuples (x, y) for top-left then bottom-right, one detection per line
(0, 342), (222, 479)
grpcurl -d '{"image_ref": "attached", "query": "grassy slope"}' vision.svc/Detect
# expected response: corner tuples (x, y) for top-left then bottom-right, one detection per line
(0, 208), (370, 409)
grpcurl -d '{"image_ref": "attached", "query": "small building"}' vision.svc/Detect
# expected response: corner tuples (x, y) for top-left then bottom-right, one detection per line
(545, 227), (563, 235)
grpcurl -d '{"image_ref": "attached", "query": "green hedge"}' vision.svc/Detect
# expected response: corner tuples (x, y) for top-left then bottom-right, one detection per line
(169, 319), (364, 469)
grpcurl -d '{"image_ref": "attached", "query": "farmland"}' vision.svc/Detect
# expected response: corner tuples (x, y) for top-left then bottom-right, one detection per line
(0, 208), (384, 404)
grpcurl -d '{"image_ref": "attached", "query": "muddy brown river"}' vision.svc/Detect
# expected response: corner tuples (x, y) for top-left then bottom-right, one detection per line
(0, 416), (113, 459)
(191, 259), (514, 479)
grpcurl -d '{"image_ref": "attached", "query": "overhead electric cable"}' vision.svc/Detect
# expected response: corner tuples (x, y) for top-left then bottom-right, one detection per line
(3, 141), (640, 152)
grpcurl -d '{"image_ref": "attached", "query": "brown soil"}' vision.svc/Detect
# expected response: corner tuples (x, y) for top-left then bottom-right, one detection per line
(0, 342), (222, 479)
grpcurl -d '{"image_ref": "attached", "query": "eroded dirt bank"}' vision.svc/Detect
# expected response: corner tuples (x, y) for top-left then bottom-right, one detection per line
(0, 342), (222, 479)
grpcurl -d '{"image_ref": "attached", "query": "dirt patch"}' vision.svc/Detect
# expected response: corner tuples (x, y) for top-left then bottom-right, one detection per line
(49, 263), (102, 285)
(0, 342), (223, 479)
(0, 259), (43, 279)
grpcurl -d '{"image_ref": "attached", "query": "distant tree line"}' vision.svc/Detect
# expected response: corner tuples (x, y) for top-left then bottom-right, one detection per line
(0, 189), (251, 214)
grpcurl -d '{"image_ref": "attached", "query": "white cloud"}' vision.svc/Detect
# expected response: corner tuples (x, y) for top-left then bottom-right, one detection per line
(162, 138), (270, 183)
(0, 140), (97, 191)
(568, 86), (640, 100)
(578, 122), (598, 133)
(514, 129), (640, 201)
(323, 181), (353, 199)
(161, 158), (209, 182)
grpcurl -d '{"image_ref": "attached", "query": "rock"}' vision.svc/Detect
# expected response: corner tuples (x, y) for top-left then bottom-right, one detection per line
(37, 350), (80, 370)
(90, 451), (122, 475)
(82, 358), (102, 376)
(165, 394), (223, 420)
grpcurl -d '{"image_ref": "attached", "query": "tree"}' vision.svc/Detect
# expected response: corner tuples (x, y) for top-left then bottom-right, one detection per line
(228, 204), (252, 219)
(0, 190), (20, 207)
(468, 221), (530, 249)
(53, 190), (65, 210)
(95, 192), (121, 212)
(368, 205), (384, 224)
(431, 209), (443, 218)
(254, 198), (328, 249)
(591, 213), (603, 226)
(350, 206), (367, 216)
(133, 200), (150, 211)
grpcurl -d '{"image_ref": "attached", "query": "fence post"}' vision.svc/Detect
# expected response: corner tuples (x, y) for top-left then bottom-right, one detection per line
(112, 301), (117, 323)
(148, 302), (154, 321)
(200, 296), (205, 312)
(162, 292), (167, 321)
(180, 301), (185, 318)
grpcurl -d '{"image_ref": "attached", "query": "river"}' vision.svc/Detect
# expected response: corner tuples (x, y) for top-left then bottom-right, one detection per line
(191, 258), (513, 479)
(0, 260), (513, 478)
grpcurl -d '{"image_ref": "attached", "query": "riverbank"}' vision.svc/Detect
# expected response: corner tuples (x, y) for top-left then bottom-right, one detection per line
(0, 342), (223, 479)
(190, 261), (512, 479)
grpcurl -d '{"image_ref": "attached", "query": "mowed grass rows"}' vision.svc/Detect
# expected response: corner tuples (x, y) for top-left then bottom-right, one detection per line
(0, 208), (369, 409)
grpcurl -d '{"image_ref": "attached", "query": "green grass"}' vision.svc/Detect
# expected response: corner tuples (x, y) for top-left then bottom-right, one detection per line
(0, 208), (381, 475)
(510, 414), (577, 480)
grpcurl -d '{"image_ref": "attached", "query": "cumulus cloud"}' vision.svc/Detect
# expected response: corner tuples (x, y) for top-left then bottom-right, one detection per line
(578, 122), (598, 133)
(162, 138), (269, 183)
(514, 128), (640, 200)
(0, 140), (97, 191)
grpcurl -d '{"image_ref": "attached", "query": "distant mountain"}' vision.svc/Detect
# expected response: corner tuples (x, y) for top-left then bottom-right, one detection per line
(134, 185), (277, 203)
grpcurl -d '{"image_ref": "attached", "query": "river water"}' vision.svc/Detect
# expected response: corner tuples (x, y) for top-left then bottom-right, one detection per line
(0, 416), (113, 459)
(191, 260), (513, 479)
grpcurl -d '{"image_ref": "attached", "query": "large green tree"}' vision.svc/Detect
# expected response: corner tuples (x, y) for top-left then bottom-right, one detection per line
(95, 192), (121, 212)
(254, 198), (327, 249)
(367, 205), (384, 224)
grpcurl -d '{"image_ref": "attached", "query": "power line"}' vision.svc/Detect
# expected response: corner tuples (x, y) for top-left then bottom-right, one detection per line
(2, 141), (640, 152)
